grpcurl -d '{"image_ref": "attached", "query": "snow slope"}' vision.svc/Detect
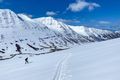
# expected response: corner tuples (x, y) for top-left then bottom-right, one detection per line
(0, 38), (120, 80)
(61, 38), (120, 80)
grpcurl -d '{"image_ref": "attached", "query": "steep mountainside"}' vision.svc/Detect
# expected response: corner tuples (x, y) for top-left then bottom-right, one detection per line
(69, 25), (120, 41)
(34, 17), (120, 42)
(34, 17), (90, 43)
(0, 9), (120, 59)
(0, 9), (89, 59)
(0, 10), (72, 58)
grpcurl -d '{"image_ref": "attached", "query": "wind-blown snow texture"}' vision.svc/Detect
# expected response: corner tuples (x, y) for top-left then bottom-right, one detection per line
(0, 9), (120, 59)
(0, 38), (120, 80)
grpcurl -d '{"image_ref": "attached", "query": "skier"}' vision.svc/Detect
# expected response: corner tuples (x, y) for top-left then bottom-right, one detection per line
(15, 44), (22, 54)
(25, 57), (29, 64)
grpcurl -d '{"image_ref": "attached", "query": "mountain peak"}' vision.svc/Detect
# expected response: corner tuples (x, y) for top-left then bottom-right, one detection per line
(42, 16), (55, 20)
(34, 16), (60, 26)
(34, 16), (55, 21)
(0, 9), (13, 12)
(0, 9), (20, 27)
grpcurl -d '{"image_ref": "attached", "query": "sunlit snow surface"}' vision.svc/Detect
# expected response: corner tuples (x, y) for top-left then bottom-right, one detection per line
(0, 38), (120, 80)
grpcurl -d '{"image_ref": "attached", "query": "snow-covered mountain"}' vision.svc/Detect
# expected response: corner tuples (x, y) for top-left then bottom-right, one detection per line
(0, 9), (120, 59)
(34, 17), (120, 41)
(0, 9), (71, 58)
(0, 9), (89, 59)
(34, 17), (90, 43)
(69, 25), (120, 41)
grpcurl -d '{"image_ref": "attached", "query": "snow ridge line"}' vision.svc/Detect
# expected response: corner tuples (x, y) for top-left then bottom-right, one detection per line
(53, 53), (71, 80)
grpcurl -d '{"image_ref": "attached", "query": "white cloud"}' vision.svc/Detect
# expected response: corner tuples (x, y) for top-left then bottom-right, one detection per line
(67, 0), (100, 12)
(57, 18), (80, 23)
(88, 3), (100, 11)
(46, 11), (57, 16)
(99, 21), (111, 24)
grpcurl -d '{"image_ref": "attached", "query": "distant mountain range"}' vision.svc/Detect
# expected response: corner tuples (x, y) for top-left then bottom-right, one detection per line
(0, 9), (120, 59)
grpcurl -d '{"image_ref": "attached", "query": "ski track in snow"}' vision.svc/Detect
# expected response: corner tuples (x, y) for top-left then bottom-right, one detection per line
(53, 53), (71, 80)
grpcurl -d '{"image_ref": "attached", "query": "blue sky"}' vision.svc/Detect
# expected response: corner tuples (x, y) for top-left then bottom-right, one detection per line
(0, 0), (120, 29)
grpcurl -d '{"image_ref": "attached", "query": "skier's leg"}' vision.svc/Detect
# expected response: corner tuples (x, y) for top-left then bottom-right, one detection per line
(25, 61), (26, 64)
(27, 61), (29, 63)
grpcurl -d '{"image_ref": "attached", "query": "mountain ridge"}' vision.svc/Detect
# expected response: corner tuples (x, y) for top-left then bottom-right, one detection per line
(34, 16), (120, 41)
(0, 9), (120, 59)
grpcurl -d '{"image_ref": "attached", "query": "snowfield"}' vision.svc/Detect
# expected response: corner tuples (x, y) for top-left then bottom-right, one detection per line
(0, 38), (120, 80)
